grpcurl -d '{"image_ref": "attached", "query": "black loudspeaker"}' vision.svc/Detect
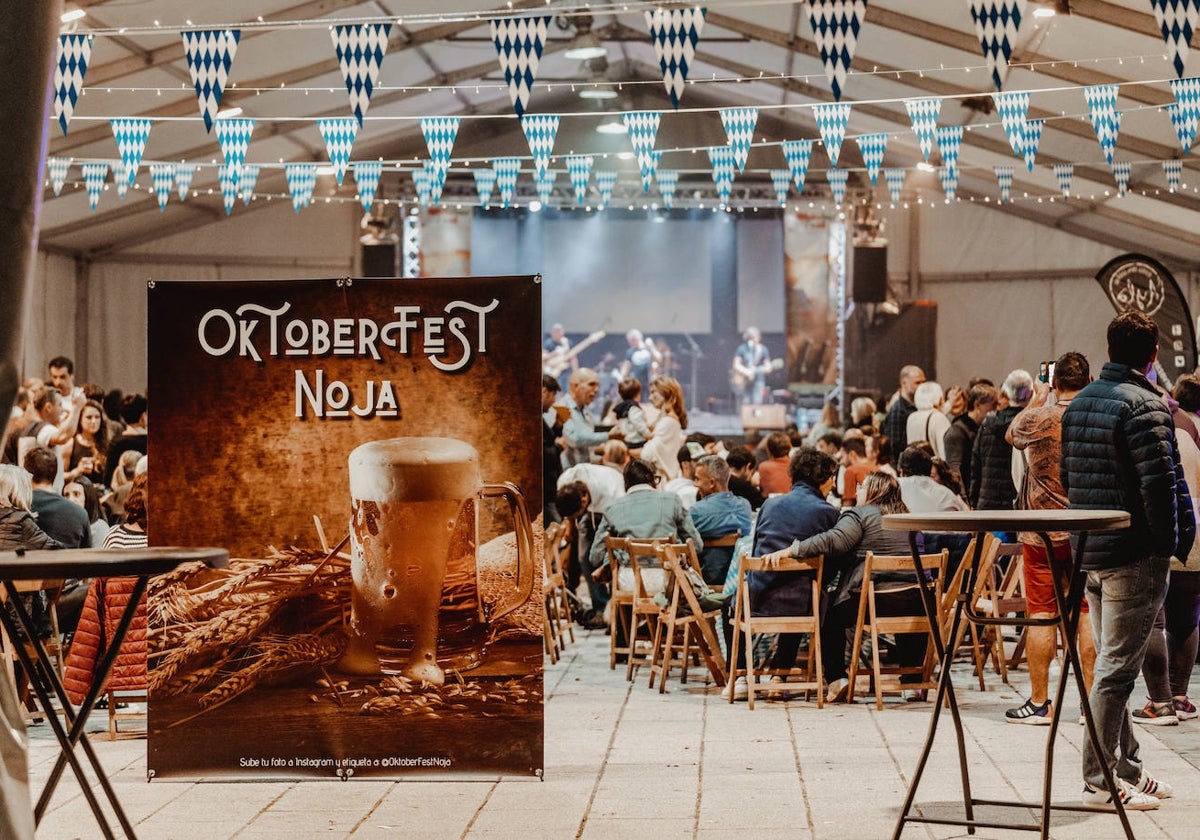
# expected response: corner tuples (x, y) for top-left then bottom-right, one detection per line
(843, 301), (937, 399)
(852, 245), (888, 303)
(361, 244), (396, 277)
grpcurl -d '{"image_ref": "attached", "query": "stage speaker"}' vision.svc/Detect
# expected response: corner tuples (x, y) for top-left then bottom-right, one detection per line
(361, 244), (397, 277)
(741, 404), (787, 430)
(843, 301), (937, 399)
(852, 245), (888, 303)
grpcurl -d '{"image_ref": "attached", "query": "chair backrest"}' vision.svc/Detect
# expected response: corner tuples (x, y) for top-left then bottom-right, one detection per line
(657, 541), (719, 618)
(735, 554), (824, 623)
(940, 533), (999, 613)
(704, 532), (741, 548)
(863, 549), (948, 610)
(543, 522), (563, 578)
(605, 536), (673, 599)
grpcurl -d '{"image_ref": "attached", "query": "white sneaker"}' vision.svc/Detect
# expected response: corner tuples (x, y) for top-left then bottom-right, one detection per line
(721, 676), (748, 702)
(1133, 771), (1173, 799)
(1081, 779), (1160, 811)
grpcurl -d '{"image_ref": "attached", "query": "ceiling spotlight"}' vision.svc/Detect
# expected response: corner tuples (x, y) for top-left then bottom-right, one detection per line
(529, 199), (543, 212)
(216, 106), (243, 119)
(579, 86), (618, 100)
(617, 152), (634, 160)
(316, 165), (337, 176)
(1032, 6), (1056, 17)
(60, 8), (86, 22)
(916, 162), (936, 173)
(596, 120), (628, 135)
(564, 31), (608, 61)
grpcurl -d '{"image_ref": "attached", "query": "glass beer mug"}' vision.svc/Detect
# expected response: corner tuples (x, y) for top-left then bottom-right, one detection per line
(341, 437), (534, 684)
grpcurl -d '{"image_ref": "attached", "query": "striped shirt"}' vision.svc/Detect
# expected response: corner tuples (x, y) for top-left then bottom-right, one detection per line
(101, 525), (147, 551)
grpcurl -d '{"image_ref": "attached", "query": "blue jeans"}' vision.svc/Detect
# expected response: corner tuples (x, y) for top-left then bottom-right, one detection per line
(1083, 556), (1170, 789)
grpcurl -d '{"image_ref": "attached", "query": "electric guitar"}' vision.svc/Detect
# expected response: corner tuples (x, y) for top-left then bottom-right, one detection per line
(543, 331), (606, 377)
(730, 357), (783, 390)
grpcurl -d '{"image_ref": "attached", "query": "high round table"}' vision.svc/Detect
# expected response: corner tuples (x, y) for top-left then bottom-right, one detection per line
(0, 547), (228, 840)
(882, 510), (1132, 839)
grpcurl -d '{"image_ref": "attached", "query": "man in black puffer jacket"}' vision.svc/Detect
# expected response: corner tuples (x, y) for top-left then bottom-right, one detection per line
(1061, 310), (1196, 811)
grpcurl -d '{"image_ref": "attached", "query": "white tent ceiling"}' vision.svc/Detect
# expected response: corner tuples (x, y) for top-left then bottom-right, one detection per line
(39, 0), (1200, 270)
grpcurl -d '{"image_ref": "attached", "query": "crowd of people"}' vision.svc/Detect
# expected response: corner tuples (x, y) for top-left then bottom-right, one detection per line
(543, 309), (1200, 813)
(1, 355), (150, 713)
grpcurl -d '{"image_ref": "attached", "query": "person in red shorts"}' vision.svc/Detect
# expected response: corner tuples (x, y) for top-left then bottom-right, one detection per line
(1003, 351), (1097, 724)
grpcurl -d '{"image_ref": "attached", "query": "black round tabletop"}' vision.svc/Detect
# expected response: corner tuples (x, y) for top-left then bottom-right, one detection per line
(882, 510), (1131, 533)
(0, 546), (229, 580)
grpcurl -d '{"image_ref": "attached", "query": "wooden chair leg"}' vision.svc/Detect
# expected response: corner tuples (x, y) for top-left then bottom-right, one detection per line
(869, 592), (884, 711)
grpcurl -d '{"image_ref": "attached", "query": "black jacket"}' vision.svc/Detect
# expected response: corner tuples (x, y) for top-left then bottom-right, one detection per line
(0, 508), (61, 551)
(1061, 362), (1196, 570)
(943, 415), (979, 493)
(970, 405), (1020, 510)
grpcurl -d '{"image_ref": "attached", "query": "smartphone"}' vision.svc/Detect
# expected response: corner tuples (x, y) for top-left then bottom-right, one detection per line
(1038, 361), (1056, 384)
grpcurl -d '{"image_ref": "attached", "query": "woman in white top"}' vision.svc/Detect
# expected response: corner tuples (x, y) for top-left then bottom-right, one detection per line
(906, 381), (951, 460)
(640, 376), (688, 481)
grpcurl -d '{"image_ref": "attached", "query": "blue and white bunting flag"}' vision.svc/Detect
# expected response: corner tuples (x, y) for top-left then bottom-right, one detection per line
(994, 164), (1014, 202)
(826, 169), (850, 205)
(905, 98), (941, 161)
(81, 162), (108, 210)
(175, 164), (197, 201)
(1022, 116), (1041, 170)
(354, 161), (383, 212)
(968, 0), (1027, 90)
(493, 157), (522, 208)
(240, 164), (260, 204)
(656, 170), (679, 208)
(720, 107), (758, 171)
(770, 169), (791, 205)
(112, 162), (129, 199)
(595, 170), (618, 208)
(218, 164), (238, 215)
(1084, 83), (1121, 163)
(420, 116), (460, 174)
(813, 103), (851, 167)
(473, 167), (496, 209)
(285, 163), (317, 213)
(214, 118), (254, 184)
(491, 17), (550, 118)
(149, 163), (175, 210)
(1083, 82), (1120, 116)
(48, 157), (70, 196)
(318, 117), (358, 185)
(535, 168), (556, 204)
(883, 167), (906, 206)
(1164, 158), (1184, 192)
(1151, 0), (1200, 78)
(1052, 163), (1073, 197)
(332, 24), (391, 127)
(1022, 118), (1044, 171)
(857, 133), (887, 184)
(623, 111), (662, 183)
(807, 1), (869, 101)
(641, 152), (662, 192)
(521, 114), (559, 174)
(413, 167), (432, 208)
(707, 146), (736, 205)
(54, 34), (93, 136)
(935, 125), (964, 170)
(110, 118), (152, 186)
(566, 155), (593, 204)
(182, 30), (241, 133)
(646, 8), (706, 109)
(1168, 102), (1198, 153)
(1112, 161), (1132, 196)
(423, 160), (446, 205)
(1172, 76), (1200, 118)
(782, 139), (813, 191)
(939, 165), (959, 201)
(991, 91), (1029, 157)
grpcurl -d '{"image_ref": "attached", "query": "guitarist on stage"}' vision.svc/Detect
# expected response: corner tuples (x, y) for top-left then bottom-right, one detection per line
(731, 326), (773, 407)
(542, 324), (574, 390)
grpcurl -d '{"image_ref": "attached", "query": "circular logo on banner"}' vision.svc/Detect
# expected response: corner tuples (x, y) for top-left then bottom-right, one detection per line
(1107, 260), (1166, 315)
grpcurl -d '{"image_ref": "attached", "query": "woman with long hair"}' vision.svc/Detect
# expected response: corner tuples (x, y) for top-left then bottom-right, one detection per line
(62, 400), (112, 486)
(764, 471), (927, 702)
(641, 376), (688, 481)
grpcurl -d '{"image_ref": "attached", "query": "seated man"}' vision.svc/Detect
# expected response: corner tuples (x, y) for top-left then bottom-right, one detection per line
(689, 455), (752, 585)
(725, 448), (764, 510)
(556, 482), (606, 629)
(662, 445), (699, 509)
(897, 442), (972, 571)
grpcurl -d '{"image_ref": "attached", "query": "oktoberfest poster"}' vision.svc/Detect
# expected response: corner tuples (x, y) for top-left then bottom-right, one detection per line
(146, 276), (543, 779)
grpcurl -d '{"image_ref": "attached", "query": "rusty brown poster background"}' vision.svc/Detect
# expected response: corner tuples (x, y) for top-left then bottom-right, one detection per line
(146, 275), (543, 780)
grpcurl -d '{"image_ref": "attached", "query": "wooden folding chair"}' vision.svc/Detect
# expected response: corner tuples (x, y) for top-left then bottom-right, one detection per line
(604, 536), (670, 678)
(989, 543), (1030, 670)
(648, 541), (727, 693)
(848, 550), (947, 710)
(939, 534), (1003, 690)
(697, 531), (741, 586)
(728, 554), (824, 710)
(542, 522), (574, 662)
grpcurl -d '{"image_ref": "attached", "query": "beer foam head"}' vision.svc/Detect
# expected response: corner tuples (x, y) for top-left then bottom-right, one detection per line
(349, 437), (480, 501)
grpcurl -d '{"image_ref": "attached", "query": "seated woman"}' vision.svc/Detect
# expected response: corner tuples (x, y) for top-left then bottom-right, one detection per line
(640, 377), (688, 482)
(763, 471), (925, 702)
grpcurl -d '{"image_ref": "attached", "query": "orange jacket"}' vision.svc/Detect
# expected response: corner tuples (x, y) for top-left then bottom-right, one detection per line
(62, 577), (146, 706)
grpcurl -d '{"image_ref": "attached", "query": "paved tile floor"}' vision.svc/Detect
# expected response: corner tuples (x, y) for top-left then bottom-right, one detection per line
(24, 628), (1200, 839)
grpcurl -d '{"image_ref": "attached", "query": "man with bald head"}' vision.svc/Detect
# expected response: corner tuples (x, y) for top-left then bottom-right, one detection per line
(562, 367), (613, 467)
(882, 364), (926, 452)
